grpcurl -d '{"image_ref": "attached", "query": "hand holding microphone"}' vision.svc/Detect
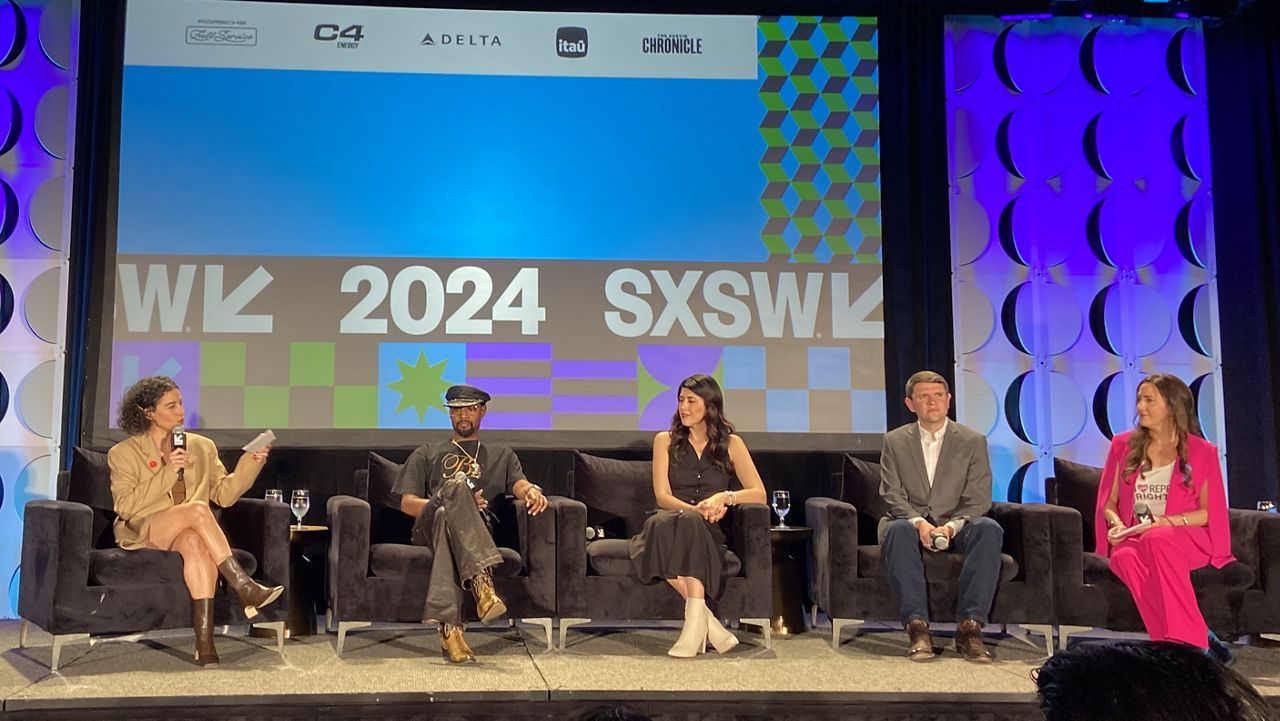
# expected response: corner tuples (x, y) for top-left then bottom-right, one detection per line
(171, 424), (188, 480)
(931, 530), (951, 551)
(1134, 502), (1155, 526)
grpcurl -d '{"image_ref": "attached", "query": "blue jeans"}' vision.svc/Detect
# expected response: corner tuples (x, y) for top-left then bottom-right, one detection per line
(880, 516), (1003, 626)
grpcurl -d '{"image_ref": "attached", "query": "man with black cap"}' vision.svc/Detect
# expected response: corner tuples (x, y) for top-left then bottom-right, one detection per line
(391, 384), (549, 663)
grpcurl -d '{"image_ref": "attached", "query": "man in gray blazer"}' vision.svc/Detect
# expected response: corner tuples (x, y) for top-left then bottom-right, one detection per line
(879, 370), (1001, 662)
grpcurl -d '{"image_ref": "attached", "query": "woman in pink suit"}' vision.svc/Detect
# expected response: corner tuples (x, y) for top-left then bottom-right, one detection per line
(1094, 373), (1234, 651)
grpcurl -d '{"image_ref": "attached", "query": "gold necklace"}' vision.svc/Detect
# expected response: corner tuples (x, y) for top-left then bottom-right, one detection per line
(452, 440), (481, 477)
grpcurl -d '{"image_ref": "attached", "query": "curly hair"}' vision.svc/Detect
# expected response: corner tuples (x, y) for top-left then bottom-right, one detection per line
(667, 374), (735, 476)
(1123, 373), (1202, 489)
(117, 376), (179, 436)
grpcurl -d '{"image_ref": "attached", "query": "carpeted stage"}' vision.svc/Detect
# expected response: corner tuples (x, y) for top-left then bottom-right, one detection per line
(1, 619), (1277, 720)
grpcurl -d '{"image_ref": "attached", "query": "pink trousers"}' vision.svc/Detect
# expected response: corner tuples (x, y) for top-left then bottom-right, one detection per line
(1110, 525), (1211, 649)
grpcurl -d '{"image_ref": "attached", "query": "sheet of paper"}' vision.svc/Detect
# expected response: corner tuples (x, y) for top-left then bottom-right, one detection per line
(241, 429), (276, 453)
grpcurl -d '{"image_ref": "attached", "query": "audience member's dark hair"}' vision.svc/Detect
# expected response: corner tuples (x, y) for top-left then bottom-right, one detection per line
(1035, 641), (1274, 721)
(574, 705), (651, 721)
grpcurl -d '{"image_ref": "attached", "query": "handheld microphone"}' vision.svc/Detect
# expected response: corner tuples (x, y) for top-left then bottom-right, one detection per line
(452, 470), (476, 491)
(172, 425), (187, 481)
(1134, 502), (1154, 525)
(931, 531), (950, 551)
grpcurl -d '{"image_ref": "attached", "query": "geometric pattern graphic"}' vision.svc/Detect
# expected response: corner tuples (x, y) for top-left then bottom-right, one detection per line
(106, 338), (889, 437)
(758, 16), (881, 264)
(0, 0), (77, 619)
(946, 17), (1224, 503)
(632, 342), (886, 434)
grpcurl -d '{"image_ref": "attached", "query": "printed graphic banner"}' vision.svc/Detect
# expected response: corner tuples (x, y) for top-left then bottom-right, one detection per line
(92, 6), (885, 447)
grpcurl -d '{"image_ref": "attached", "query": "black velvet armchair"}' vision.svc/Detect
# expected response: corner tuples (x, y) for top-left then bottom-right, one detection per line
(555, 452), (773, 650)
(324, 452), (560, 654)
(1046, 458), (1279, 647)
(806, 455), (1062, 652)
(18, 447), (291, 671)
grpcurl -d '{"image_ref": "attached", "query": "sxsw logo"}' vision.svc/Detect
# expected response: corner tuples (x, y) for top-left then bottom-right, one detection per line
(556, 26), (587, 58)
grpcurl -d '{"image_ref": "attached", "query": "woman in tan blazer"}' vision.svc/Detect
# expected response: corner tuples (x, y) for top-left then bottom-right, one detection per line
(108, 376), (283, 666)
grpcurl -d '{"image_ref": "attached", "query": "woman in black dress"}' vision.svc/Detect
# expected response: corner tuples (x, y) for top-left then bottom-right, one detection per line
(630, 374), (767, 657)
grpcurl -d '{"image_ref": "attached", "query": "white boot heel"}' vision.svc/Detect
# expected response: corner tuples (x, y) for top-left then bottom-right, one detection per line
(705, 610), (740, 654)
(668, 598), (710, 658)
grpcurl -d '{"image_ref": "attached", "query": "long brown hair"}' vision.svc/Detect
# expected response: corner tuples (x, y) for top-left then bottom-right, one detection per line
(1123, 373), (1201, 487)
(667, 374), (735, 476)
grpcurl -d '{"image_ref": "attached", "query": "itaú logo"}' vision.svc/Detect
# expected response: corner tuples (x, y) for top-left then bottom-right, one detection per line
(556, 26), (587, 58)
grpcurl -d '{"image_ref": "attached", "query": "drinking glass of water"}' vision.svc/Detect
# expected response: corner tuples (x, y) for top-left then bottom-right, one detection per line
(290, 489), (311, 529)
(264, 489), (283, 504)
(772, 490), (791, 528)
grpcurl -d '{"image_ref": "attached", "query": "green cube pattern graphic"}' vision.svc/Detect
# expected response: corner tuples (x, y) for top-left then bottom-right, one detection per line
(759, 17), (881, 264)
(195, 341), (377, 428)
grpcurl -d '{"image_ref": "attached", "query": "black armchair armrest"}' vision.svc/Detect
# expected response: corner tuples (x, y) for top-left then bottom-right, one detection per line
(1042, 503), (1088, 603)
(556, 497), (590, 618)
(729, 502), (771, 579)
(989, 501), (1056, 618)
(1257, 511), (1280, 595)
(513, 495), (564, 614)
(18, 500), (94, 633)
(805, 497), (860, 616)
(989, 502), (1053, 582)
(221, 498), (292, 588)
(326, 495), (372, 620)
(728, 502), (771, 619)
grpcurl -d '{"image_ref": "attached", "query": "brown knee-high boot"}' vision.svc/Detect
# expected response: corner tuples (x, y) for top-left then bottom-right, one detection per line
(193, 598), (219, 666)
(217, 556), (283, 618)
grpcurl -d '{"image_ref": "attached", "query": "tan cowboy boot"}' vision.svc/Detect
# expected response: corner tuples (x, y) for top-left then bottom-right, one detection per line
(217, 556), (283, 619)
(440, 623), (476, 663)
(470, 569), (507, 624)
(192, 598), (219, 667)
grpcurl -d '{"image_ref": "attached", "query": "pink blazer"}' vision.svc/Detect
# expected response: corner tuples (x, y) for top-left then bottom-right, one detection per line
(1093, 431), (1235, 568)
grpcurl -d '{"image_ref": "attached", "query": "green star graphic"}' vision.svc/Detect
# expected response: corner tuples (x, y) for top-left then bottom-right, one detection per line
(386, 352), (452, 422)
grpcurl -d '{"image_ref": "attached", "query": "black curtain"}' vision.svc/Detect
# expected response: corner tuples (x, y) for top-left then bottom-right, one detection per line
(1206, 2), (1280, 507)
(880, 0), (956, 428)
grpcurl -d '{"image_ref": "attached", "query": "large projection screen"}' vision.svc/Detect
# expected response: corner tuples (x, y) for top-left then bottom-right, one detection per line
(86, 0), (885, 449)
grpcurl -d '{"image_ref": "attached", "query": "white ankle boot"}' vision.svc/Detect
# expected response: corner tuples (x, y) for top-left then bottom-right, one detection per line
(668, 598), (709, 658)
(705, 609), (740, 654)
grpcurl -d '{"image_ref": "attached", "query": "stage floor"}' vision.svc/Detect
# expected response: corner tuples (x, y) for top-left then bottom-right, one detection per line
(2, 619), (1278, 719)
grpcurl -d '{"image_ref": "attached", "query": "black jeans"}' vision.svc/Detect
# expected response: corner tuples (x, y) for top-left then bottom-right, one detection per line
(410, 477), (501, 626)
(880, 516), (1003, 625)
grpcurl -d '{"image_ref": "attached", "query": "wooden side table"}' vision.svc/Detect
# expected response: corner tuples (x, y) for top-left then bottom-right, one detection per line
(769, 525), (813, 636)
(252, 524), (329, 639)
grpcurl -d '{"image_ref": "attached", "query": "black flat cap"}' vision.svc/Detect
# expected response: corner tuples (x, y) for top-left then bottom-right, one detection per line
(444, 384), (491, 407)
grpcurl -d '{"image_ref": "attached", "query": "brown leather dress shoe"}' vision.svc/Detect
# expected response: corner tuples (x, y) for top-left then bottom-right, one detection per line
(440, 624), (476, 663)
(954, 619), (994, 663)
(470, 569), (507, 624)
(906, 618), (936, 661)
